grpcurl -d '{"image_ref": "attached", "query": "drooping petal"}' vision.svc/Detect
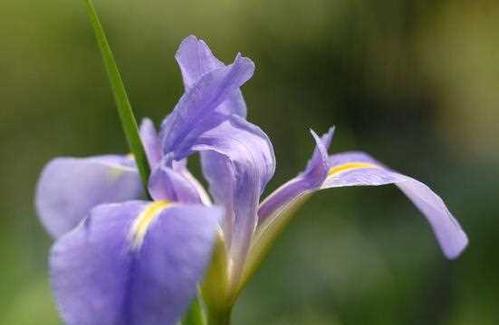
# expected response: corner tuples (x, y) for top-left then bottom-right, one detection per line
(322, 151), (468, 259)
(258, 128), (334, 222)
(35, 156), (143, 238)
(50, 200), (223, 325)
(139, 118), (162, 168)
(160, 53), (254, 161)
(175, 35), (247, 117)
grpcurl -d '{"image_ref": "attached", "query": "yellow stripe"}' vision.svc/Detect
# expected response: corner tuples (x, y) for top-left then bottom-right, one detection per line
(130, 200), (171, 249)
(328, 162), (379, 177)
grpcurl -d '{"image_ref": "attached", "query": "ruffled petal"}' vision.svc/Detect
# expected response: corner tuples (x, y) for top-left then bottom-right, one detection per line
(35, 156), (143, 238)
(175, 35), (247, 117)
(175, 35), (224, 89)
(258, 128), (334, 222)
(161, 54), (254, 161)
(322, 151), (468, 259)
(50, 200), (222, 325)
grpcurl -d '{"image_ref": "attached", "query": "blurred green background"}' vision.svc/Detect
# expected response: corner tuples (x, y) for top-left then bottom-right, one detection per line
(1, 0), (498, 324)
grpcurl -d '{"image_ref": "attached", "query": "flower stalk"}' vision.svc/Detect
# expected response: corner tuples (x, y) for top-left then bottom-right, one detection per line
(206, 307), (232, 325)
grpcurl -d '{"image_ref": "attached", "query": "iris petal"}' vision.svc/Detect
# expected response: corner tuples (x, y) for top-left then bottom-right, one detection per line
(175, 35), (224, 89)
(35, 156), (143, 238)
(258, 128), (334, 222)
(139, 118), (162, 168)
(148, 165), (203, 204)
(175, 35), (247, 117)
(322, 151), (468, 259)
(171, 160), (213, 206)
(161, 41), (275, 272)
(160, 54), (254, 161)
(50, 200), (222, 325)
(194, 116), (276, 276)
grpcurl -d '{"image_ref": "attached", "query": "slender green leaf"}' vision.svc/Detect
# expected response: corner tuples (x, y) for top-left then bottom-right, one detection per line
(82, 0), (150, 192)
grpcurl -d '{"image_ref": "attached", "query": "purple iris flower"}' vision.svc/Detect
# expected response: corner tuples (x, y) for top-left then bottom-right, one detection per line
(35, 35), (468, 325)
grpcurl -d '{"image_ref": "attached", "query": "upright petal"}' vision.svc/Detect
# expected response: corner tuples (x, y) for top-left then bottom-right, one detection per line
(161, 54), (254, 160)
(201, 152), (236, 245)
(35, 156), (143, 238)
(176, 35), (247, 117)
(139, 118), (162, 168)
(162, 40), (274, 276)
(175, 35), (224, 89)
(322, 151), (468, 259)
(195, 116), (276, 277)
(258, 128), (334, 222)
(50, 200), (223, 325)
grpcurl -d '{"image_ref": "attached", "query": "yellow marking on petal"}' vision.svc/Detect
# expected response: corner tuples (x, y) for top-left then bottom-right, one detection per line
(130, 200), (171, 249)
(108, 167), (126, 180)
(107, 154), (133, 180)
(328, 162), (380, 177)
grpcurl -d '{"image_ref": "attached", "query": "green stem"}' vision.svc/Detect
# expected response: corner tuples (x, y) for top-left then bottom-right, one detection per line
(182, 295), (206, 325)
(82, 0), (150, 192)
(207, 306), (232, 325)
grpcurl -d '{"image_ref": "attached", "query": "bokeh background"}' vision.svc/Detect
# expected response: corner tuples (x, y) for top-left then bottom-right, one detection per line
(1, 0), (498, 324)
